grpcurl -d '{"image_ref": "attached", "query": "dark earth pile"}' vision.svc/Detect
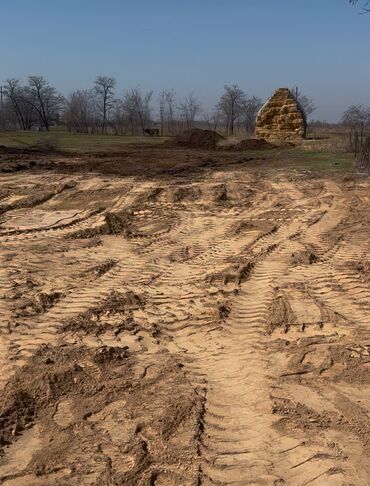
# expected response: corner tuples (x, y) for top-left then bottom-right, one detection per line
(171, 128), (224, 149)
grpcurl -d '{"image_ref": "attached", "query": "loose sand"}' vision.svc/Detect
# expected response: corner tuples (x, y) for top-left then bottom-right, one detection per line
(0, 146), (369, 485)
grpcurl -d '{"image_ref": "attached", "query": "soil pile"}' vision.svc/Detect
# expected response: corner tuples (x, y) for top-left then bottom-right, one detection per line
(171, 128), (224, 149)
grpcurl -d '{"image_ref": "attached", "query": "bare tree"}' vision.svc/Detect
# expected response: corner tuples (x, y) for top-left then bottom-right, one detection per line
(23, 76), (63, 131)
(3, 78), (36, 130)
(64, 89), (98, 133)
(291, 87), (316, 120)
(3, 79), (26, 130)
(217, 85), (247, 136)
(178, 94), (201, 130)
(342, 104), (370, 144)
(165, 90), (176, 134)
(121, 87), (153, 135)
(243, 96), (263, 135)
(94, 76), (116, 133)
(0, 86), (5, 130)
(111, 99), (126, 135)
(158, 91), (166, 136)
(202, 108), (222, 132)
(158, 89), (177, 135)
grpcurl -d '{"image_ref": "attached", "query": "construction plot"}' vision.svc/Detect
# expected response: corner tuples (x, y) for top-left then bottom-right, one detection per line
(0, 145), (369, 485)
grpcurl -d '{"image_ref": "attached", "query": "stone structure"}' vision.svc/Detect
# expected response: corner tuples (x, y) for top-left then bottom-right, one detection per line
(255, 88), (306, 141)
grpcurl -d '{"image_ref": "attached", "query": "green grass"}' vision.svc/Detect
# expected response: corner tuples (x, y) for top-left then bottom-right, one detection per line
(0, 130), (168, 153)
(243, 145), (353, 173)
(0, 129), (354, 173)
(286, 149), (354, 172)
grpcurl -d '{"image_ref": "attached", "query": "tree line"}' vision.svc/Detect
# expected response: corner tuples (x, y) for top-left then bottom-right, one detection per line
(0, 76), (317, 137)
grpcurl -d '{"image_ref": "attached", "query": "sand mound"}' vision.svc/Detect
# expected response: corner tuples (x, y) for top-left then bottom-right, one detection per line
(171, 128), (224, 149)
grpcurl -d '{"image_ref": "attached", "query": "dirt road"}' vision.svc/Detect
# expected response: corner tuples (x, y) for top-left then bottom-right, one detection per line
(0, 148), (369, 485)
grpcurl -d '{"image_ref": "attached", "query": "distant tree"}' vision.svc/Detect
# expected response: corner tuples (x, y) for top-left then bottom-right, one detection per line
(158, 89), (176, 135)
(0, 86), (5, 130)
(24, 76), (63, 131)
(64, 89), (98, 133)
(3, 79), (31, 130)
(342, 104), (370, 143)
(94, 76), (116, 133)
(202, 108), (222, 132)
(243, 96), (263, 135)
(178, 94), (202, 130)
(217, 85), (247, 136)
(121, 87), (153, 135)
(291, 87), (316, 120)
(159, 91), (166, 136)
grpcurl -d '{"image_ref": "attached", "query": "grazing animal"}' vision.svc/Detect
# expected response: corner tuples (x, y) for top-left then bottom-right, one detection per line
(144, 128), (160, 137)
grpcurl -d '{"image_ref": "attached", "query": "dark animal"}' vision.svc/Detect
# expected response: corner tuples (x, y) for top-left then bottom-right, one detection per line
(144, 128), (160, 137)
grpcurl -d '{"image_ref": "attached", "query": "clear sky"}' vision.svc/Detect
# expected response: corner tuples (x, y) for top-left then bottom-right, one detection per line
(1, 0), (369, 121)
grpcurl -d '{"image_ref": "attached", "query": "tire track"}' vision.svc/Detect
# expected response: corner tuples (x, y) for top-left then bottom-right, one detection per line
(0, 165), (369, 485)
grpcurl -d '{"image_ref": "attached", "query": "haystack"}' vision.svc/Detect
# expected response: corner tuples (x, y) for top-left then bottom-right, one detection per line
(256, 88), (306, 141)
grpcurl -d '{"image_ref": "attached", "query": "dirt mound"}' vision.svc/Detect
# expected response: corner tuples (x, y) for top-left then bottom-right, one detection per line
(171, 128), (224, 149)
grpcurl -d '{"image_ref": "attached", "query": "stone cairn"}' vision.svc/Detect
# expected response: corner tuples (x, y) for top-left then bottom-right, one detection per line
(255, 88), (306, 141)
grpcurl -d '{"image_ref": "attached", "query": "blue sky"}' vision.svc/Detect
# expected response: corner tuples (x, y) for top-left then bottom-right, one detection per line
(1, 0), (369, 121)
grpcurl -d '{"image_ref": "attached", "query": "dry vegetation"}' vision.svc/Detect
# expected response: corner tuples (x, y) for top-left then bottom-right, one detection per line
(0, 135), (369, 485)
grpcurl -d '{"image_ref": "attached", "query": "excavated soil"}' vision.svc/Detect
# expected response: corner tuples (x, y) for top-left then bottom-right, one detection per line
(0, 145), (369, 485)
(170, 128), (224, 149)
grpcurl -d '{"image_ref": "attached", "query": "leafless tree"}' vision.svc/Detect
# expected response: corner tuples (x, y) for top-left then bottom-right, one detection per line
(121, 87), (153, 135)
(178, 94), (201, 130)
(159, 91), (166, 136)
(111, 99), (126, 135)
(0, 86), (5, 130)
(94, 76), (116, 133)
(23, 76), (63, 131)
(217, 85), (247, 136)
(3, 78), (36, 130)
(158, 89), (177, 135)
(165, 90), (176, 134)
(243, 96), (263, 135)
(64, 89), (98, 133)
(202, 108), (222, 132)
(3, 79), (26, 130)
(291, 87), (316, 120)
(342, 104), (370, 144)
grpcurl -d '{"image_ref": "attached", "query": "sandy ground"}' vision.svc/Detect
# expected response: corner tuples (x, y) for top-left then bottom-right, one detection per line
(0, 147), (369, 485)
